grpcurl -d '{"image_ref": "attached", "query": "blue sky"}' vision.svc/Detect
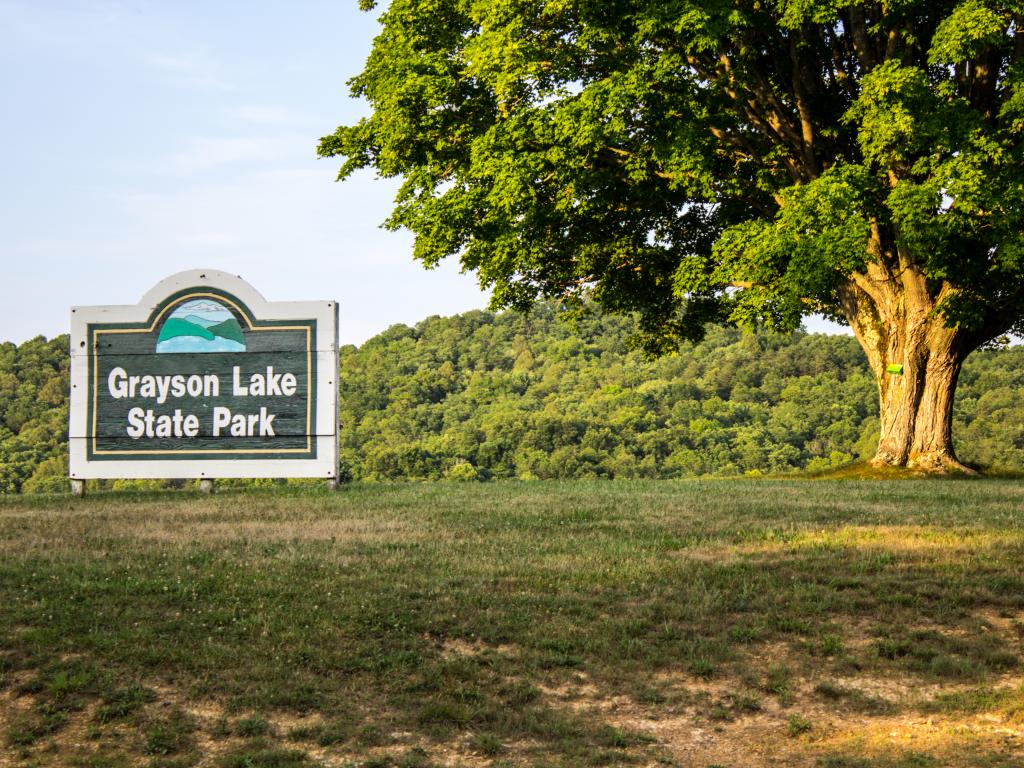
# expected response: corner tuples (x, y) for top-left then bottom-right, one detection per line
(1, 0), (847, 345)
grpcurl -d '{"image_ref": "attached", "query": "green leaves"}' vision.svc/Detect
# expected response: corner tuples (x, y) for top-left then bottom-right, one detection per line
(845, 61), (942, 169)
(707, 164), (875, 332)
(322, 0), (1024, 351)
(929, 0), (1009, 65)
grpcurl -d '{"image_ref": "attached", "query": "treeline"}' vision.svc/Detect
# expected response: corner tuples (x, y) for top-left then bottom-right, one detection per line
(1, 305), (1022, 491)
(337, 304), (1024, 481)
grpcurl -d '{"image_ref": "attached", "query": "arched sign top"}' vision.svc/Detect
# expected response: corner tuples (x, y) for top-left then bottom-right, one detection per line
(69, 270), (338, 481)
(137, 269), (268, 313)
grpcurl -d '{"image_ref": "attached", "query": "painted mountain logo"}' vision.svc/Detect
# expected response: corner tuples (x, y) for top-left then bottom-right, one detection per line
(156, 299), (246, 353)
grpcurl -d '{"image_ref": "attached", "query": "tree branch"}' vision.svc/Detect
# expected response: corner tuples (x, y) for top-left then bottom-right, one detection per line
(845, 6), (878, 72)
(1013, 14), (1024, 63)
(789, 30), (819, 175)
(689, 52), (808, 183)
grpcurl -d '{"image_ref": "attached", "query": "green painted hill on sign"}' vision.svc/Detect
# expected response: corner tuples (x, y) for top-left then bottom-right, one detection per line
(157, 318), (215, 343)
(207, 317), (245, 345)
(156, 316), (244, 345)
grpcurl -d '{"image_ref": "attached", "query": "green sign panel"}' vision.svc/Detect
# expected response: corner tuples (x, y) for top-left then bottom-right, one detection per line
(70, 271), (338, 479)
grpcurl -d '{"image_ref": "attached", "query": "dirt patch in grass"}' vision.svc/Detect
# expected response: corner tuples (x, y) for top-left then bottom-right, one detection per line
(977, 608), (1024, 637)
(565, 668), (1024, 767)
(498, 628), (1024, 767)
(813, 714), (1024, 766)
(431, 636), (519, 661)
(3, 659), (1023, 767)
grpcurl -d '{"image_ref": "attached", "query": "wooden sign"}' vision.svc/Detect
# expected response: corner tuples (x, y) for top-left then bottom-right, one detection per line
(69, 270), (338, 480)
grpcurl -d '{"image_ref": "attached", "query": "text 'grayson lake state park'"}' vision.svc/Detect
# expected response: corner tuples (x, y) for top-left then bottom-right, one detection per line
(106, 365), (299, 438)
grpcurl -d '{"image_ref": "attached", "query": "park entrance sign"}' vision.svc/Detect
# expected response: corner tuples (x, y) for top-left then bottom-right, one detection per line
(70, 270), (339, 483)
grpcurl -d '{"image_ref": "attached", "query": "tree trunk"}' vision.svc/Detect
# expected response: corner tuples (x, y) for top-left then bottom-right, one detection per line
(839, 270), (976, 473)
(873, 326), (968, 472)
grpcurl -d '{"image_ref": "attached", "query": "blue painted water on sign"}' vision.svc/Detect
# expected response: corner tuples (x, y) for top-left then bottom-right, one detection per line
(155, 336), (247, 353)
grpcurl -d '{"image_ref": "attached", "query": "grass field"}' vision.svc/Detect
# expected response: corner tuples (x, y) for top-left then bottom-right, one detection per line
(1, 480), (1023, 767)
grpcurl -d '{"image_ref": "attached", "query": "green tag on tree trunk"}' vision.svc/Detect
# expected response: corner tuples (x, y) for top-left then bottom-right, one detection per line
(886, 364), (904, 375)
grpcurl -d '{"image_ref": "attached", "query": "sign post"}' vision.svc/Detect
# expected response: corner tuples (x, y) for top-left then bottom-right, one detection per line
(69, 270), (338, 488)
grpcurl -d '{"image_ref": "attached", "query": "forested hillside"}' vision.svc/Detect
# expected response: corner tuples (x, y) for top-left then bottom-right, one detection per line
(337, 304), (1024, 481)
(1, 306), (1022, 491)
(0, 335), (69, 492)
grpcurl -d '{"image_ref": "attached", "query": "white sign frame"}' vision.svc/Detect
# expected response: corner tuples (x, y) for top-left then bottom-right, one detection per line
(69, 269), (339, 480)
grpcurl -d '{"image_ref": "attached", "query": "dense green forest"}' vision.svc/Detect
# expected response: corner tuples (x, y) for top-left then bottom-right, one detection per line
(1, 305), (1022, 491)
(0, 335), (70, 493)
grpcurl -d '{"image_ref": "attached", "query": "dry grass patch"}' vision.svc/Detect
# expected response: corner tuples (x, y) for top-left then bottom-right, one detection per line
(677, 525), (1023, 566)
(0, 502), (427, 556)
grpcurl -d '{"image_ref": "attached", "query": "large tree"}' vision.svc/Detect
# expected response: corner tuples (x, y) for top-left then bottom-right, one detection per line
(320, 0), (1024, 472)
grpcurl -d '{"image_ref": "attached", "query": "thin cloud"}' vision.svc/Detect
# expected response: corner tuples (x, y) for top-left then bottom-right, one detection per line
(231, 105), (304, 125)
(149, 52), (234, 91)
(159, 136), (283, 176)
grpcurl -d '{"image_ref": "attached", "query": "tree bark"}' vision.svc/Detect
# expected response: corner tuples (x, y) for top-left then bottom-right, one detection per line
(873, 325), (968, 472)
(838, 271), (975, 473)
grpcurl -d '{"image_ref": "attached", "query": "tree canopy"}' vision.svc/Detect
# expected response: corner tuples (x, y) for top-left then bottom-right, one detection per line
(321, 0), (1024, 470)
(322, 0), (1024, 344)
